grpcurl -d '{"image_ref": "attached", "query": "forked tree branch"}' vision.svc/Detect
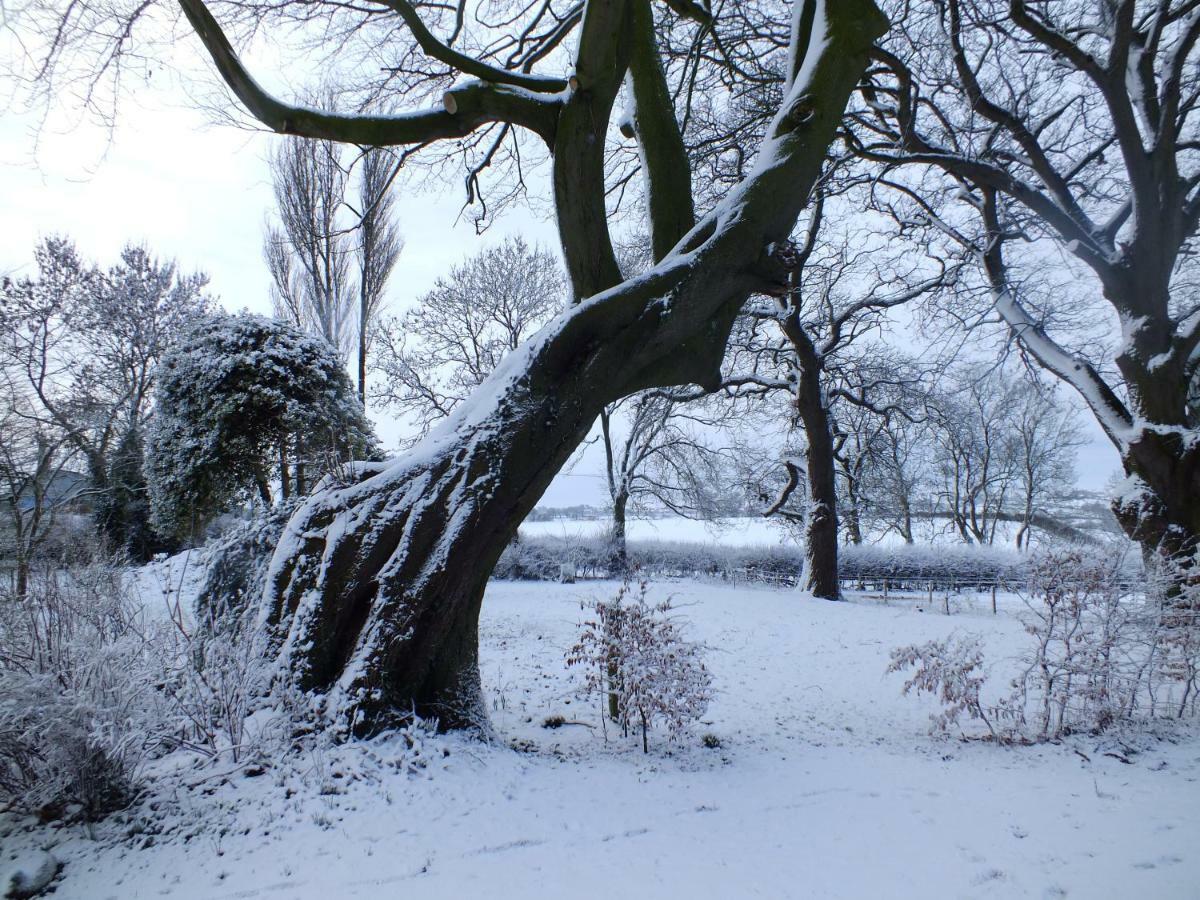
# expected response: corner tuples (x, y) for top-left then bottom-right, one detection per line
(178, 0), (559, 145)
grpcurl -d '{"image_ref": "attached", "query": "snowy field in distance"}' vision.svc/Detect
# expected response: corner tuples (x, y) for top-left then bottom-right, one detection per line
(10, 576), (1198, 900)
(519, 514), (791, 546)
(520, 513), (1043, 550)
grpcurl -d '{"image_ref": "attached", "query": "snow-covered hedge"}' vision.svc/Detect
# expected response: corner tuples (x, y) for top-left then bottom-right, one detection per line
(194, 499), (299, 629)
(497, 532), (1035, 587)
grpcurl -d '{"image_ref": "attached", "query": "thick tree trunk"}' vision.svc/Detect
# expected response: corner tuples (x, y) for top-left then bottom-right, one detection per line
(257, 0), (885, 733)
(1113, 428), (1200, 568)
(778, 290), (841, 600)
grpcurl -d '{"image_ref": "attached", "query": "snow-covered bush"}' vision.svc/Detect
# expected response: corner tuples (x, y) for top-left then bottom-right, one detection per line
(889, 546), (1200, 740)
(0, 544), (290, 820)
(147, 312), (377, 540)
(567, 579), (713, 752)
(0, 552), (158, 819)
(498, 531), (1040, 588)
(887, 634), (999, 737)
(193, 499), (299, 628)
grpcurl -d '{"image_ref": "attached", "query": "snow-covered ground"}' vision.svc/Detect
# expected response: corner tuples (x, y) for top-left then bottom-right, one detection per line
(5, 579), (1198, 899)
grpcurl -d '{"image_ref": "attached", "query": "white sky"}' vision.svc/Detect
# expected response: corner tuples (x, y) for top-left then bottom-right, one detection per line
(0, 63), (1123, 505)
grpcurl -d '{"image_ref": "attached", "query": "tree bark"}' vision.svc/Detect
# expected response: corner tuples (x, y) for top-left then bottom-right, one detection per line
(792, 355), (842, 601)
(255, 0), (886, 732)
(610, 488), (630, 576)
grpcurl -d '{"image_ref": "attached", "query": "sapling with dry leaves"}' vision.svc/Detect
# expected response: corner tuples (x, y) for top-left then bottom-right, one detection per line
(567, 579), (713, 752)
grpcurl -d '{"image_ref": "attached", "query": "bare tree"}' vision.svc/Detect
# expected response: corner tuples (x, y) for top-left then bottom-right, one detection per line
(1011, 381), (1085, 551)
(371, 236), (564, 437)
(0, 239), (210, 558)
(598, 393), (725, 570)
(828, 348), (930, 546)
(849, 0), (1200, 566)
(15, 0), (886, 729)
(927, 367), (1020, 546)
(721, 191), (949, 599)
(869, 402), (931, 544)
(354, 148), (403, 405)
(266, 135), (356, 359)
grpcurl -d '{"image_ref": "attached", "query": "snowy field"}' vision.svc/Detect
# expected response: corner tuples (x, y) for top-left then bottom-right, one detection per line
(520, 514), (1042, 550)
(520, 514), (792, 546)
(5, 577), (1198, 899)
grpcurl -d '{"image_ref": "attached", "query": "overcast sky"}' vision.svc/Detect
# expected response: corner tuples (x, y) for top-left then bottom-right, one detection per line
(0, 66), (1124, 507)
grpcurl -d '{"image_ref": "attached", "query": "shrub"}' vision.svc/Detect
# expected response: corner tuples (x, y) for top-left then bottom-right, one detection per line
(0, 552), (156, 819)
(888, 545), (1200, 741)
(193, 499), (299, 628)
(0, 542), (287, 821)
(567, 579), (713, 752)
(887, 634), (999, 738)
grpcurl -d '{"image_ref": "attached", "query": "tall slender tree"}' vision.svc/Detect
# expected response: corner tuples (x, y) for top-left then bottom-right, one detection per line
(354, 148), (403, 405)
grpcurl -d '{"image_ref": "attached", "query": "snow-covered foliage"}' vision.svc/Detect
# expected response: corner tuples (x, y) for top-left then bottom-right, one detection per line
(567, 579), (713, 752)
(193, 499), (300, 627)
(146, 313), (377, 538)
(889, 547), (1200, 740)
(0, 552), (157, 819)
(0, 545), (289, 821)
(888, 634), (996, 736)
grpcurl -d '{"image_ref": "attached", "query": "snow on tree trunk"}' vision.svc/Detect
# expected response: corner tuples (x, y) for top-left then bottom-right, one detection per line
(256, 0), (886, 733)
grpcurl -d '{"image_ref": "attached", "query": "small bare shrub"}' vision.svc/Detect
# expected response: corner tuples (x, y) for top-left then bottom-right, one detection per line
(887, 634), (999, 737)
(888, 545), (1200, 741)
(567, 579), (713, 752)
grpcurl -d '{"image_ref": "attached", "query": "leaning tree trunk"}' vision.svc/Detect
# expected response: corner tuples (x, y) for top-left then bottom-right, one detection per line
(256, 0), (886, 733)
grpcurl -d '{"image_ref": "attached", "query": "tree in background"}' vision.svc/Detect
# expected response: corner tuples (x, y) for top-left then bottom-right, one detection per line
(1010, 382), (1085, 551)
(371, 236), (563, 437)
(266, 136), (403, 405)
(0, 238), (211, 559)
(926, 366), (1083, 548)
(265, 136), (356, 359)
(851, 0), (1200, 567)
(720, 189), (949, 599)
(146, 314), (377, 541)
(598, 393), (726, 572)
(354, 148), (403, 404)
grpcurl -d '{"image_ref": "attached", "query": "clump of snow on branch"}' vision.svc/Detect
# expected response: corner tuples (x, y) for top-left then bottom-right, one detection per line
(567, 578), (713, 752)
